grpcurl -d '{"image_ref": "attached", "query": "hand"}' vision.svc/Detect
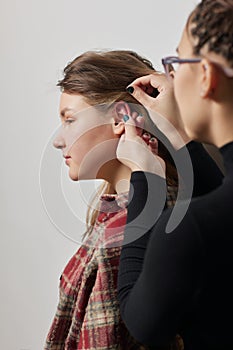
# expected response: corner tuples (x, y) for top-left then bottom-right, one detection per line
(127, 73), (191, 149)
(130, 111), (144, 137)
(116, 115), (166, 178)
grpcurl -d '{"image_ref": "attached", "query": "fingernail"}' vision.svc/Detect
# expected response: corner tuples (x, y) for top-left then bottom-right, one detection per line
(123, 115), (129, 122)
(126, 86), (134, 94)
(142, 132), (151, 139)
(149, 137), (157, 143)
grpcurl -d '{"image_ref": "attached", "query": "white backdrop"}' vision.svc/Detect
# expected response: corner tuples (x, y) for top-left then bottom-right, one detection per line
(1, 1), (198, 349)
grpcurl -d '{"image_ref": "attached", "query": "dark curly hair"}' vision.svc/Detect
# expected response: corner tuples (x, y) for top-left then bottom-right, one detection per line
(187, 0), (233, 67)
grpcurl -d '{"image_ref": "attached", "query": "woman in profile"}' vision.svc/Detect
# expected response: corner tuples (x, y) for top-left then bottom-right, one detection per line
(44, 49), (183, 350)
(44, 49), (222, 349)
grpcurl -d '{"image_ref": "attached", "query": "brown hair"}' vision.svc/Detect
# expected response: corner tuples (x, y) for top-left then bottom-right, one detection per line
(58, 50), (178, 238)
(187, 0), (233, 67)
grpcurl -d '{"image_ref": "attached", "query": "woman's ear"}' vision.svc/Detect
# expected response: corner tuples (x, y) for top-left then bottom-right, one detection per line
(112, 101), (131, 135)
(200, 59), (218, 98)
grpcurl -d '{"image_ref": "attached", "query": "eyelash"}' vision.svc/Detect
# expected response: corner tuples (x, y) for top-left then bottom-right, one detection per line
(65, 119), (74, 124)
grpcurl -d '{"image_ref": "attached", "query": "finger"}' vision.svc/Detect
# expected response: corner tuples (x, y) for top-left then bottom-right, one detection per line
(127, 74), (156, 90)
(131, 112), (144, 128)
(126, 73), (169, 106)
(131, 112), (142, 134)
(149, 137), (159, 155)
(128, 72), (166, 90)
(135, 116), (144, 136)
(135, 115), (144, 129)
(119, 132), (125, 142)
(126, 82), (155, 108)
(142, 132), (151, 144)
(123, 114), (138, 139)
(131, 111), (138, 123)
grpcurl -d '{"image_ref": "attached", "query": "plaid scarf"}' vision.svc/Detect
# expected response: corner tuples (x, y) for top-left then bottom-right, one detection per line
(44, 187), (183, 350)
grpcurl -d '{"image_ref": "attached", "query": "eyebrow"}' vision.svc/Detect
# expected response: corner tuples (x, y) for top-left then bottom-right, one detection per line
(60, 107), (76, 118)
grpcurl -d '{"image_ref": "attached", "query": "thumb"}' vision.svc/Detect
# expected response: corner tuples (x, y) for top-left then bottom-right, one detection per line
(123, 115), (138, 139)
(126, 85), (153, 108)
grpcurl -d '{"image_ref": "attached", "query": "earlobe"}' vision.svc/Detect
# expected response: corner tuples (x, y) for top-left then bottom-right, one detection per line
(113, 121), (125, 136)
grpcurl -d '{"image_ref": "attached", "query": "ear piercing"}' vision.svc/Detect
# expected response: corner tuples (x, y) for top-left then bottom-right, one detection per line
(123, 115), (129, 122)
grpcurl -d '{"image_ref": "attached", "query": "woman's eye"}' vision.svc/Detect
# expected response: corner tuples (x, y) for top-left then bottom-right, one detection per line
(65, 119), (74, 124)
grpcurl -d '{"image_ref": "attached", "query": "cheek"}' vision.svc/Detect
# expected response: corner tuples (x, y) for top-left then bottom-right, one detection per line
(174, 69), (197, 121)
(64, 125), (93, 160)
(69, 126), (114, 164)
(70, 138), (89, 165)
(174, 65), (201, 109)
(174, 72), (193, 138)
(174, 73), (207, 139)
(174, 69), (188, 105)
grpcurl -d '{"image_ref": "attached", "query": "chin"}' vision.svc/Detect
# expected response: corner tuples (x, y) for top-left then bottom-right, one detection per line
(68, 168), (79, 181)
(68, 168), (94, 181)
(69, 174), (79, 181)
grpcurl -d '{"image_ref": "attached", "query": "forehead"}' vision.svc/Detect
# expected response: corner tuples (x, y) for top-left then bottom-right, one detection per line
(177, 27), (194, 56)
(59, 92), (91, 114)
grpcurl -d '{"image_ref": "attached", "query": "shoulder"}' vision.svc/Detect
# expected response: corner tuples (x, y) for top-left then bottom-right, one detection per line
(148, 200), (204, 261)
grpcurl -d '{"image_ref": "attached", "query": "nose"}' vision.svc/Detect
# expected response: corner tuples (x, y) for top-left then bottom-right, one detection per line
(53, 133), (65, 149)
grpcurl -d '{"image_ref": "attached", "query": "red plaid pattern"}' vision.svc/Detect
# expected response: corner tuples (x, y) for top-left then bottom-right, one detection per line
(44, 189), (182, 350)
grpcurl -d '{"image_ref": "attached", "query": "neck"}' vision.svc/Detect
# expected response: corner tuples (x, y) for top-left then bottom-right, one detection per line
(97, 159), (132, 194)
(209, 103), (233, 148)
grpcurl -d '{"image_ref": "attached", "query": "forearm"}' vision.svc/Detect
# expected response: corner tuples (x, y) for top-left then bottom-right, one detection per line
(123, 171), (167, 245)
(118, 141), (222, 292)
(118, 170), (167, 342)
(118, 203), (202, 347)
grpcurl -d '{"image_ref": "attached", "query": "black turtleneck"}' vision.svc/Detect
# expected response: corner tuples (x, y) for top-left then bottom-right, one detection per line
(118, 141), (233, 350)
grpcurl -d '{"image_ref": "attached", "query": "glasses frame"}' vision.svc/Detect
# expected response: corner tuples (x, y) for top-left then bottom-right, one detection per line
(162, 56), (201, 76)
(162, 55), (233, 78)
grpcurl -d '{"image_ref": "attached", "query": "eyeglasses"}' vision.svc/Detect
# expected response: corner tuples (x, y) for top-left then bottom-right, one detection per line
(162, 55), (233, 78)
(162, 56), (201, 76)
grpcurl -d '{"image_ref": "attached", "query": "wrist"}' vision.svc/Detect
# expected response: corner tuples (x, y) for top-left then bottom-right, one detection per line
(131, 163), (165, 178)
(171, 130), (192, 150)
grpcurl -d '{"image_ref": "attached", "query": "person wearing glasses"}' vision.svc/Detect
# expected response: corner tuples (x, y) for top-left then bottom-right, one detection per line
(117, 0), (233, 349)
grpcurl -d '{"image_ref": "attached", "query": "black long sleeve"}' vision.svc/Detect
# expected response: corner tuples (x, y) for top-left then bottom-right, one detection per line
(123, 141), (223, 247)
(118, 142), (232, 349)
(183, 141), (223, 197)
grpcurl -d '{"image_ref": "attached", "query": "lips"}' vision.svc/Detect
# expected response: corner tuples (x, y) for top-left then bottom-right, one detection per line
(63, 155), (71, 165)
